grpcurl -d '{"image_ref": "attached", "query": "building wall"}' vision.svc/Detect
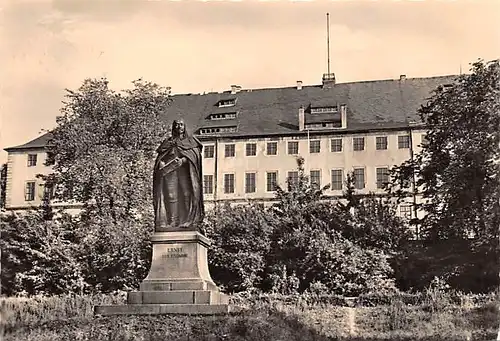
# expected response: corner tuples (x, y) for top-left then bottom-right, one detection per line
(5, 128), (427, 219)
(202, 128), (426, 215)
(5, 149), (81, 213)
(5, 149), (51, 209)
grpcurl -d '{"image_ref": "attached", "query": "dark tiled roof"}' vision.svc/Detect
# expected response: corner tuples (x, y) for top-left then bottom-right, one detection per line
(4, 75), (457, 151)
(5, 133), (53, 152)
(164, 75), (457, 138)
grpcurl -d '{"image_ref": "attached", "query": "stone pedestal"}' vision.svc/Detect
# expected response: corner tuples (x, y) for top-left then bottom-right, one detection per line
(94, 231), (230, 316)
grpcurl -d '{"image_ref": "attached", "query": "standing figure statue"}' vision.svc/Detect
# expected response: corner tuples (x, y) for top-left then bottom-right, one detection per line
(153, 119), (205, 231)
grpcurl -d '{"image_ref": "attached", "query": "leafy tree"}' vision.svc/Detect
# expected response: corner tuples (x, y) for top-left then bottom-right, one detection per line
(392, 59), (499, 241)
(389, 59), (500, 292)
(0, 210), (85, 295)
(266, 158), (397, 295)
(0, 208), (152, 296)
(272, 156), (330, 214)
(46, 78), (170, 220)
(342, 193), (412, 253)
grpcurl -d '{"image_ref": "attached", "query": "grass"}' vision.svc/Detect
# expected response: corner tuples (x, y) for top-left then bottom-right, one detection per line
(1, 292), (498, 341)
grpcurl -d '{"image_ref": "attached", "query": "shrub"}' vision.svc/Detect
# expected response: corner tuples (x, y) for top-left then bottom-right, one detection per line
(1, 208), (152, 296)
(203, 203), (274, 293)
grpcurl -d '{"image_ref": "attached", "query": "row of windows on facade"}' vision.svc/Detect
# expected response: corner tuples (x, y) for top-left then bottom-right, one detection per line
(24, 168), (388, 201)
(202, 135), (412, 158)
(201, 170), (412, 218)
(22, 177), (411, 218)
(202, 167), (391, 195)
(24, 135), (416, 167)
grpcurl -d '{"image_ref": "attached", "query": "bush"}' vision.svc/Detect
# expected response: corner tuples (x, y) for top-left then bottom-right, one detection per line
(203, 203), (274, 293)
(1, 209), (152, 296)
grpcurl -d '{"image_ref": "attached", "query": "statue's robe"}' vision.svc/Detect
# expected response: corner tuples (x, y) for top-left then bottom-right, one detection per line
(153, 133), (204, 230)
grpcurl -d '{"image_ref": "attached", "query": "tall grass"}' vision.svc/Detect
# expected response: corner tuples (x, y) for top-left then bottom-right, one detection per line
(1, 292), (126, 331)
(1, 291), (498, 341)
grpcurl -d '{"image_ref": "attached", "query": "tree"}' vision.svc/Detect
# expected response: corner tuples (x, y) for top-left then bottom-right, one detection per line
(395, 60), (499, 240)
(389, 59), (500, 292)
(46, 78), (171, 220)
(266, 157), (397, 295)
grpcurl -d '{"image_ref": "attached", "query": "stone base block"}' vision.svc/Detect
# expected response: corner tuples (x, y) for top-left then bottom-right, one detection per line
(94, 304), (230, 316)
(94, 231), (229, 316)
(139, 280), (219, 292)
(127, 290), (229, 305)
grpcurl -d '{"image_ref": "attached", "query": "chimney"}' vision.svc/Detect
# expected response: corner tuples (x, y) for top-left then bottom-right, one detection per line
(399, 74), (406, 82)
(298, 106), (305, 131)
(340, 104), (347, 129)
(297, 80), (303, 90)
(322, 73), (336, 89)
(231, 85), (241, 94)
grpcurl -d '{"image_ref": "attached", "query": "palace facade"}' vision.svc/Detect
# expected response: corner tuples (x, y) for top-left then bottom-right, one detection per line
(3, 73), (457, 219)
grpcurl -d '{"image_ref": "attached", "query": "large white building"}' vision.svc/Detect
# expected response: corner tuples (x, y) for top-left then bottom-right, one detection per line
(3, 73), (456, 219)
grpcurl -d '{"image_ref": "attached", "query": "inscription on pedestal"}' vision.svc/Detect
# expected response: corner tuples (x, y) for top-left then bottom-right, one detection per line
(162, 247), (188, 259)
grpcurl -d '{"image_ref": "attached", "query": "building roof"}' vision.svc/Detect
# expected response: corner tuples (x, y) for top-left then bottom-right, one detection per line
(4, 133), (53, 152)
(163, 75), (457, 138)
(4, 74), (457, 151)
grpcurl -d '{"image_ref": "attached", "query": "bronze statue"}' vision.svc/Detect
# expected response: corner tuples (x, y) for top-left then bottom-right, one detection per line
(153, 120), (204, 231)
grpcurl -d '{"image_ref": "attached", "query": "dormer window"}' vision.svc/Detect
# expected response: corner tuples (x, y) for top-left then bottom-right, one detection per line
(305, 122), (341, 129)
(209, 112), (238, 120)
(310, 106), (338, 114)
(199, 126), (238, 135)
(218, 98), (237, 108)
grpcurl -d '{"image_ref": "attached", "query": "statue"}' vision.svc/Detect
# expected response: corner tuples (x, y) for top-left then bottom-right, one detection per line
(95, 121), (229, 317)
(153, 119), (204, 231)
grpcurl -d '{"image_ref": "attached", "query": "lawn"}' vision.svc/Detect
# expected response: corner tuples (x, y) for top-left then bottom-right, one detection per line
(1, 292), (498, 341)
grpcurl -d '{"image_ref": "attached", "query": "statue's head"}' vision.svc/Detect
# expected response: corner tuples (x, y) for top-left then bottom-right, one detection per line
(172, 119), (186, 138)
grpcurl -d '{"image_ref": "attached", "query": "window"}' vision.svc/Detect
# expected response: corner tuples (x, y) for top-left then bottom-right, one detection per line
(400, 205), (412, 219)
(203, 175), (214, 194)
(287, 171), (299, 187)
(288, 141), (299, 155)
(310, 106), (338, 114)
(245, 172), (256, 193)
(353, 168), (365, 189)
(376, 167), (389, 189)
(353, 137), (365, 151)
(330, 138), (342, 152)
(306, 122), (340, 129)
(204, 145), (215, 158)
(398, 135), (410, 149)
(246, 143), (257, 156)
(199, 126), (237, 135)
(225, 144), (235, 157)
(309, 140), (321, 153)
(223, 174), (235, 194)
(218, 99), (236, 107)
(310, 170), (321, 187)
(266, 172), (278, 192)
(27, 154), (37, 167)
(331, 169), (343, 190)
(376, 136), (388, 150)
(209, 112), (237, 120)
(266, 142), (278, 155)
(25, 181), (35, 201)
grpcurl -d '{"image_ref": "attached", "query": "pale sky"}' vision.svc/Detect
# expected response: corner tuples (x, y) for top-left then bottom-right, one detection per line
(1, 0), (499, 163)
